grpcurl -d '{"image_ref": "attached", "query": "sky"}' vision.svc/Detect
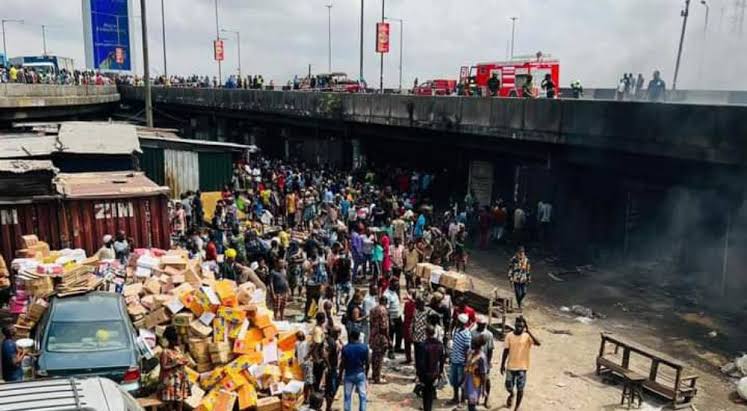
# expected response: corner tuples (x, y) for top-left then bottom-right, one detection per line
(2, 0), (746, 89)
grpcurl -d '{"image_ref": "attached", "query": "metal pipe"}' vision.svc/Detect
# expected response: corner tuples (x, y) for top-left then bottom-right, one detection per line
(161, 0), (167, 78)
(140, 0), (153, 127)
(673, 0), (691, 91)
(698, 0), (709, 82)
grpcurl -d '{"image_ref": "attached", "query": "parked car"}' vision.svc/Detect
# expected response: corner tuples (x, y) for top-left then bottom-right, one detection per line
(0, 377), (144, 411)
(34, 292), (142, 394)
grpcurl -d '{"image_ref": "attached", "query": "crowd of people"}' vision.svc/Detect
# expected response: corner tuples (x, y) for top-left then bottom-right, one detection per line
(616, 70), (667, 102)
(150, 155), (544, 411)
(0, 65), (114, 85)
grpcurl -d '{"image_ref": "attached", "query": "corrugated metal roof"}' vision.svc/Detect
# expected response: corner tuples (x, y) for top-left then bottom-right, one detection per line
(58, 121), (142, 155)
(0, 159), (58, 173)
(138, 127), (257, 151)
(55, 171), (169, 199)
(0, 122), (142, 159)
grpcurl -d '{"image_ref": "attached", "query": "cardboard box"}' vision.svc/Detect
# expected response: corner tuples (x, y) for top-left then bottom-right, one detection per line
(256, 396), (282, 411)
(214, 280), (238, 307)
(173, 312), (194, 327)
(185, 385), (205, 409)
(27, 299), (49, 322)
(440, 271), (472, 291)
(123, 283), (144, 297)
(144, 278), (161, 295)
(200, 367), (226, 390)
(237, 384), (257, 410)
(143, 307), (171, 329)
(21, 234), (39, 248)
(220, 369), (249, 391)
(190, 319), (213, 338)
(218, 306), (247, 324)
(214, 389), (238, 411)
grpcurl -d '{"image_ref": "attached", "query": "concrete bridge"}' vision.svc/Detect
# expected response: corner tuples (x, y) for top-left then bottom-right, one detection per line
(0, 84), (120, 122)
(120, 86), (747, 167)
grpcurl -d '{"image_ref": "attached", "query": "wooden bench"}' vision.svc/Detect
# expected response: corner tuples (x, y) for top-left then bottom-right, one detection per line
(596, 333), (698, 409)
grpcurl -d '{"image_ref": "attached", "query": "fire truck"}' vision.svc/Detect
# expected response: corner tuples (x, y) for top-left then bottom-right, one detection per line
(461, 52), (560, 97)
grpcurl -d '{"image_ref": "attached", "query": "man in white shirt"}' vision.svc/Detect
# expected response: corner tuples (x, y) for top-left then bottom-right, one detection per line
(361, 284), (379, 345)
(537, 200), (552, 251)
(513, 206), (526, 245)
(383, 280), (402, 359)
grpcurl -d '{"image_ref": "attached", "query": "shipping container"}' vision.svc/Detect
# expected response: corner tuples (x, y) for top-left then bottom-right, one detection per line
(0, 171), (170, 263)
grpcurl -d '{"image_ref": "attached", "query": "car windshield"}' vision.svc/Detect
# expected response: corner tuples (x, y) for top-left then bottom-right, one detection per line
(46, 321), (130, 353)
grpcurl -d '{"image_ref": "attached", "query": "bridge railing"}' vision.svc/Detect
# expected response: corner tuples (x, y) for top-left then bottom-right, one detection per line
(120, 86), (747, 164)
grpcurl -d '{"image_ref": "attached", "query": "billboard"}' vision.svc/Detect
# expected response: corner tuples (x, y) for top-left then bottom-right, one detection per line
(82, 0), (133, 71)
(376, 22), (390, 53)
(214, 39), (224, 61)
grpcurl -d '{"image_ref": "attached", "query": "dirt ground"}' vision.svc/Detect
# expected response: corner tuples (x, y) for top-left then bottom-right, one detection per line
(321, 246), (746, 411)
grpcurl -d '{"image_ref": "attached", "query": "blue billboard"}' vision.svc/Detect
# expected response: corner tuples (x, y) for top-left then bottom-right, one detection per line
(83, 0), (132, 71)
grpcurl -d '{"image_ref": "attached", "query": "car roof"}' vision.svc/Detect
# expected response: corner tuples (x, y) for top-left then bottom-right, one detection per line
(0, 377), (140, 411)
(50, 292), (125, 322)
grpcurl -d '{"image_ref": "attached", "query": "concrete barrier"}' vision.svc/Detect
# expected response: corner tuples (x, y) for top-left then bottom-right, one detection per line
(0, 84), (119, 108)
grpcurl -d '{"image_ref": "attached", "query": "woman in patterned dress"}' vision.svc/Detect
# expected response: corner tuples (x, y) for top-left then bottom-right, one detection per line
(159, 326), (190, 410)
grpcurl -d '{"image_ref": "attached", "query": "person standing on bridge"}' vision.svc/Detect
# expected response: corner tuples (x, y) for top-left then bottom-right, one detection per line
(521, 75), (536, 98)
(487, 73), (501, 97)
(647, 70), (666, 102)
(540, 74), (556, 99)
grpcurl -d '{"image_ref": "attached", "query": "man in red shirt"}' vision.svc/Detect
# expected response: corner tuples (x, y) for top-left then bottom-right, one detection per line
(401, 290), (416, 364)
(452, 296), (476, 330)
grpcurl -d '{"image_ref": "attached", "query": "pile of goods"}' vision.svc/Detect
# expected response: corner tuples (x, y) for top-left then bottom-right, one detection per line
(120, 249), (306, 411)
(415, 262), (473, 292)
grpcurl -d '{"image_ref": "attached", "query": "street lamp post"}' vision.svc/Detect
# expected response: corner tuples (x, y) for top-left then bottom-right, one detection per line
(359, 0), (364, 83)
(161, 0), (167, 78)
(214, 0), (222, 85)
(221, 29), (241, 79)
(510, 17), (518, 59)
(41, 24), (49, 55)
(673, 0), (691, 91)
(1, 19), (23, 66)
(139, 0), (153, 127)
(699, 0), (709, 81)
(384, 17), (403, 92)
(325, 2), (333, 73)
(379, 0), (385, 92)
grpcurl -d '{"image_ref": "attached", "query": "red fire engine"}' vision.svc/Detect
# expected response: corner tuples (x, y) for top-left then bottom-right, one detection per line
(462, 52), (560, 97)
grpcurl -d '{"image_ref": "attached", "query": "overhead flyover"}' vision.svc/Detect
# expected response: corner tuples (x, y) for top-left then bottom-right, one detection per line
(0, 84), (120, 122)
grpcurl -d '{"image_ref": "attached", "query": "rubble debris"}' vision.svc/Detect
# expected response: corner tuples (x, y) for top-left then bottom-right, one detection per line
(707, 330), (718, 338)
(722, 355), (747, 379)
(571, 305), (594, 318)
(575, 316), (593, 325)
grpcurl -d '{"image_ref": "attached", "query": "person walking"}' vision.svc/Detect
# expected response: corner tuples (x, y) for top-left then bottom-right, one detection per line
(508, 246), (531, 310)
(465, 336), (488, 411)
(449, 313), (472, 406)
(383, 280), (402, 358)
(339, 329), (369, 411)
(471, 316), (495, 407)
(419, 326), (445, 411)
(369, 296), (390, 384)
(269, 260), (291, 321)
(500, 317), (541, 411)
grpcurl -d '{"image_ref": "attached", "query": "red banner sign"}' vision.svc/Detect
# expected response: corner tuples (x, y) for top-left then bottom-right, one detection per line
(376, 22), (390, 53)
(214, 39), (225, 61)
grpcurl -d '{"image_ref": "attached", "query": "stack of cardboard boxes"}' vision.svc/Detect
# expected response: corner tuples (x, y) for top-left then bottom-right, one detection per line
(122, 249), (306, 411)
(415, 262), (473, 292)
(0, 255), (9, 289)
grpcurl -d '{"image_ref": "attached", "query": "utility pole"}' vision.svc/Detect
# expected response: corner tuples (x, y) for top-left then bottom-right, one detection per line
(140, 0), (153, 127)
(385, 17), (403, 92)
(161, 0), (167, 78)
(1, 19), (23, 66)
(673, 0), (691, 91)
(359, 0), (364, 83)
(510, 17), (518, 58)
(214, 0), (222, 84)
(326, 2), (333, 72)
(379, 0), (385, 92)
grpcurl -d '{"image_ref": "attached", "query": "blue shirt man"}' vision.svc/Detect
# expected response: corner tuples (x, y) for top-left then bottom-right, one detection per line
(339, 329), (369, 411)
(2, 327), (23, 382)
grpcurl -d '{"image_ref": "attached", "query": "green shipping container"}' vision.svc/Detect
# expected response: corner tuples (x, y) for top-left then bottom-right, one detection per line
(140, 147), (165, 186)
(199, 151), (232, 191)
